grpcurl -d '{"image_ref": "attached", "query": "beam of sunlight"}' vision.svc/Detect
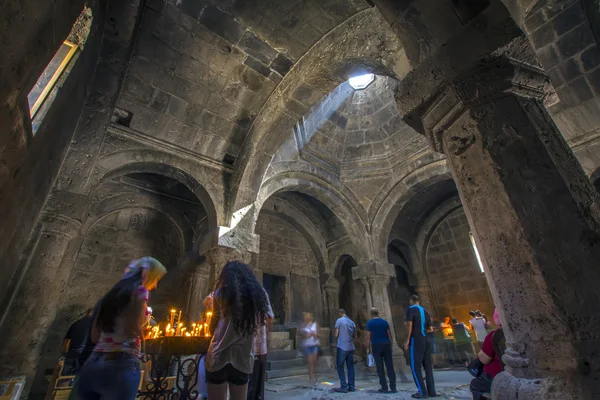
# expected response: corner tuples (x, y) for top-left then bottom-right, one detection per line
(218, 204), (253, 237)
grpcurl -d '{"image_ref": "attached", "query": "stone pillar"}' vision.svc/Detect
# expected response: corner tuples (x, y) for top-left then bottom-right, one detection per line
(323, 281), (340, 344)
(354, 261), (410, 379)
(0, 213), (81, 395)
(359, 277), (373, 310)
(367, 276), (400, 350)
(417, 56), (600, 399)
(182, 260), (211, 322)
(204, 246), (252, 289)
(413, 273), (434, 316)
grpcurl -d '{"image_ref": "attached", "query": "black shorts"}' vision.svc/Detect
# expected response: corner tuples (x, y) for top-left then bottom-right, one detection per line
(206, 364), (249, 386)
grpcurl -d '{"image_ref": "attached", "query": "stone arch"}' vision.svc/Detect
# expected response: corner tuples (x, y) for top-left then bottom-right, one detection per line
(388, 238), (413, 274)
(256, 172), (372, 263)
(82, 193), (189, 255)
(371, 160), (452, 262)
(93, 150), (222, 231)
(230, 7), (412, 217)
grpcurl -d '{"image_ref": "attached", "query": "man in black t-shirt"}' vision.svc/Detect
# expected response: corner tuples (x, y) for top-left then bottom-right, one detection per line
(404, 295), (437, 399)
(62, 308), (94, 374)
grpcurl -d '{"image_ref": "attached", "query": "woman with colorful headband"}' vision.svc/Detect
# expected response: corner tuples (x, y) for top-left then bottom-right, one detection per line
(77, 257), (167, 400)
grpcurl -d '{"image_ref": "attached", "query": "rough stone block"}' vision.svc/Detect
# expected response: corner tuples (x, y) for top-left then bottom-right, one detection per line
(166, 95), (189, 120)
(243, 56), (271, 77)
(580, 47), (600, 71)
(270, 53), (294, 76)
(238, 30), (278, 64)
(588, 67), (600, 95)
(530, 22), (557, 49)
(536, 44), (561, 69)
(179, 0), (206, 18)
(556, 23), (594, 58)
(557, 58), (582, 82)
(122, 76), (154, 105)
(268, 332), (291, 341)
(150, 89), (170, 113)
(556, 76), (594, 104)
(551, 2), (586, 36)
(524, 9), (547, 34)
(199, 5), (245, 44)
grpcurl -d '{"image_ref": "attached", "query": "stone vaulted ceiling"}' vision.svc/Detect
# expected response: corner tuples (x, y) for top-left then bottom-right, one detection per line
(293, 75), (427, 178)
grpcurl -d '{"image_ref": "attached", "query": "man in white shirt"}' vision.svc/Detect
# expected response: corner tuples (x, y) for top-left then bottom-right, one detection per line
(469, 310), (489, 351)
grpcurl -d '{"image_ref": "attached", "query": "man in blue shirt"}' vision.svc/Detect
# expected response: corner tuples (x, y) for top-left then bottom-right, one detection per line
(334, 309), (356, 393)
(405, 295), (437, 398)
(366, 307), (396, 393)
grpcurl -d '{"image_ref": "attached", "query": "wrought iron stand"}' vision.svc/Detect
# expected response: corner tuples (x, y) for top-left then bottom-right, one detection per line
(138, 337), (210, 400)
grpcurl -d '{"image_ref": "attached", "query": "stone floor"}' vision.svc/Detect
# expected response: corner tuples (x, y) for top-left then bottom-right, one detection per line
(265, 369), (473, 399)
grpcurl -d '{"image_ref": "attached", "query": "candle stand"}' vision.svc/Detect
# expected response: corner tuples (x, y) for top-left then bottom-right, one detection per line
(139, 336), (211, 400)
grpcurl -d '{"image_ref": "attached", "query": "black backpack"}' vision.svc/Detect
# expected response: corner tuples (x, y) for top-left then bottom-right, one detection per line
(467, 328), (505, 377)
(492, 328), (506, 370)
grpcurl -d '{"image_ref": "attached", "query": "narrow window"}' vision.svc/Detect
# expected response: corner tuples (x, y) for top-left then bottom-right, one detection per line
(27, 6), (92, 134)
(28, 41), (78, 121)
(469, 232), (485, 273)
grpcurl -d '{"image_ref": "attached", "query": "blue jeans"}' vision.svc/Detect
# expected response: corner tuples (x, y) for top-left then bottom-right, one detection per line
(336, 348), (355, 390)
(77, 353), (140, 400)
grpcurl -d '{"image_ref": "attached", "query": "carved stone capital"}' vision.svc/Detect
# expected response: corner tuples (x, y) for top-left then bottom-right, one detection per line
(367, 275), (391, 288)
(204, 246), (252, 267)
(421, 57), (550, 154)
(352, 260), (395, 280)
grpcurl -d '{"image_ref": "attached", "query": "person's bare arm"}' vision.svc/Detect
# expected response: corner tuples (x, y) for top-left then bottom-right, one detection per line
(367, 331), (372, 353)
(478, 351), (493, 364)
(404, 321), (412, 350)
(334, 328), (339, 338)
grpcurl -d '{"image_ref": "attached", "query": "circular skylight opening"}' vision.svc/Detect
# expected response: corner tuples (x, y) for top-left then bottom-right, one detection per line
(348, 73), (375, 90)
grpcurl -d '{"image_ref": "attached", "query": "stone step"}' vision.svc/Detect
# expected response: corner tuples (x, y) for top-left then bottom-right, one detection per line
(267, 331), (290, 340)
(266, 367), (307, 380)
(267, 358), (305, 370)
(268, 338), (293, 351)
(267, 350), (298, 361)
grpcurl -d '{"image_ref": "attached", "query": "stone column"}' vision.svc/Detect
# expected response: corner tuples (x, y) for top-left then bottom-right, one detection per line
(182, 259), (211, 322)
(416, 56), (600, 400)
(354, 261), (410, 378)
(367, 276), (400, 349)
(413, 273), (435, 316)
(204, 246), (252, 289)
(359, 277), (373, 310)
(0, 213), (81, 395)
(323, 281), (340, 344)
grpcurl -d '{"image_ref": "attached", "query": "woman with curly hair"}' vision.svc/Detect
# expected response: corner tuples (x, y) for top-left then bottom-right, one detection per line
(77, 257), (167, 400)
(205, 260), (270, 400)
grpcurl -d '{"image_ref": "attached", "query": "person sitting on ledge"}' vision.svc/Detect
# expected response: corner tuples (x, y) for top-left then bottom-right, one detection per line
(470, 309), (505, 400)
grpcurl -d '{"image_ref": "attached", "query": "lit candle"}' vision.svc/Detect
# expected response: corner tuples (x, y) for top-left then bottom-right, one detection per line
(166, 323), (172, 337)
(170, 309), (176, 328)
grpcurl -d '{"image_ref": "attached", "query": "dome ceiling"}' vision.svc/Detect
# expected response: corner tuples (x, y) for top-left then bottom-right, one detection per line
(296, 75), (427, 173)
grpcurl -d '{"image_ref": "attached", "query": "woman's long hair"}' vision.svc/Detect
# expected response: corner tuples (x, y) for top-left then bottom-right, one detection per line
(96, 268), (143, 332)
(213, 260), (269, 337)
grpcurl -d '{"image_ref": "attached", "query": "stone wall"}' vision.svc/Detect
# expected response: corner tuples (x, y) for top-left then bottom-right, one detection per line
(425, 207), (495, 322)
(0, 0), (108, 319)
(255, 213), (322, 325)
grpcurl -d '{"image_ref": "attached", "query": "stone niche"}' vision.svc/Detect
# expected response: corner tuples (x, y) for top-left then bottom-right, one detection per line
(255, 212), (323, 326)
(425, 207), (494, 322)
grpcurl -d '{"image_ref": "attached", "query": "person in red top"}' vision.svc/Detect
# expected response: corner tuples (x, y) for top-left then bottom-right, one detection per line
(470, 309), (504, 400)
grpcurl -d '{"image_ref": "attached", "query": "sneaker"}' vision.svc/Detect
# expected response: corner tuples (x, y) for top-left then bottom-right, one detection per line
(348, 388), (356, 392)
(411, 393), (428, 398)
(390, 389), (398, 393)
(334, 388), (348, 393)
(378, 388), (389, 393)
